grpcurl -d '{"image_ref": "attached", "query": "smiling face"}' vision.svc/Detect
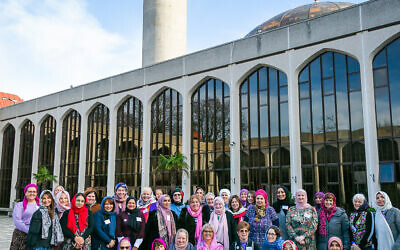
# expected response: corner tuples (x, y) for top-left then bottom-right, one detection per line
(324, 198), (334, 209)
(25, 187), (37, 202)
(206, 195), (214, 207)
(297, 192), (306, 204)
(376, 193), (386, 207)
(238, 227), (249, 242)
(176, 232), (187, 248)
(266, 228), (277, 243)
(141, 190), (151, 203)
(173, 192), (182, 203)
(221, 192), (229, 204)
(277, 188), (286, 201)
(41, 193), (53, 208)
(86, 192), (96, 205)
(162, 196), (171, 209)
(116, 187), (127, 199)
(75, 195), (85, 208)
(256, 195), (265, 207)
(240, 192), (247, 201)
(195, 189), (204, 200)
(59, 193), (69, 206)
(190, 197), (201, 212)
(155, 189), (163, 200)
(315, 195), (322, 205)
(127, 198), (136, 210)
(202, 227), (214, 242)
(247, 193), (254, 204)
(329, 241), (341, 250)
(231, 198), (240, 212)
(104, 199), (114, 212)
(353, 197), (363, 210)
(119, 239), (131, 250)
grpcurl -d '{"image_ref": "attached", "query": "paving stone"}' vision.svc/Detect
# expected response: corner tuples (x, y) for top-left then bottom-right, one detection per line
(0, 215), (14, 249)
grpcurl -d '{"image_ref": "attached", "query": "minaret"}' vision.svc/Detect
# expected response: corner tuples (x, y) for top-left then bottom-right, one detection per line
(142, 0), (187, 67)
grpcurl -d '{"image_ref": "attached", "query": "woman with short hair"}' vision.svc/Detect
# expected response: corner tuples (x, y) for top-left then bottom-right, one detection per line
(137, 187), (157, 223)
(228, 195), (247, 224)
(204, 193), (215, 212)
(230, 221), (259, 250)
(196, 223), (224, 250)
(84, 187), (101, 214)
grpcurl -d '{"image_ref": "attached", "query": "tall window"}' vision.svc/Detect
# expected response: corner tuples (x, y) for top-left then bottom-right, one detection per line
(150, 88), (182, 191)
(240, 67), (290, 201)
(0, 125), (15, 207)
(86, 104), (109, 198)
(38, 115), (56, 189)
(373, 36), (400, 206)
(299, 51), (366, 208)
(60, 110), (81, 196)
(17, 120), (35, 200)
(192, 79), (230, 193)
(116, 97), (143, 197)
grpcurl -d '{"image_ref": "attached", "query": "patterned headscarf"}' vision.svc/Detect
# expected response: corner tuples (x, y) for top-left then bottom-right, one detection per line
(319, 192), (337, 237)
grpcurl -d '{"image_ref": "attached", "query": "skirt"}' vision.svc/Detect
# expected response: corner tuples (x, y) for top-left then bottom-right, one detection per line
(10, 228), (27, 250)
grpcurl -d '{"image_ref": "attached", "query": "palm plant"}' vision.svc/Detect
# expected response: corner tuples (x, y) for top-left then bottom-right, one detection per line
(154, 153), (189, 189)
(33, 166), (57, 191)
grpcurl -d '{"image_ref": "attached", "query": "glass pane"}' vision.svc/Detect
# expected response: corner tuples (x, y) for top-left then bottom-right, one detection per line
(375, 87), (392, 137)
(388, 42), (400, 136)
(347, 56), (360, 74)
(259, 90), (268, 106)
(324, 95), (337, 141)
(323, 78), (334, 95)
(311, 58), (323, 143)
(300, 83), (309, 99)
(374, 67), (388, 87)
(349, 73), (361, 91)
(280, 102), (289, 145)
(279, 72), (288, 86)
(349, 91), (364, 140)
(300, 100), (312, 143)
(259, 106), (269, 145)
(259, 67), (267, 90)
(373, 49), (386, 68)
(322, 52), (333, 78)
(336, 91), (350, 140)
(280, 86), (288, 102)
(299, 66), (309, 83)
(270, 69), (279, 143)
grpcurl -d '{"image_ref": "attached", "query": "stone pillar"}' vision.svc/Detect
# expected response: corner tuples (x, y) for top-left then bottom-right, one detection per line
(288, 50), (303, 194)
(107, 110), (117, 196)
(181, 79), (191, 202)
(52, 118), (63, 189)
(230, 72), (241, 195)
(78, 114), (88, 193)
(10, 127), (21, 207)
(360, 32), (380, 202)
(141, 96), (152, 188)
(142, 0), (187, 67)
(30, 121), (41, 184)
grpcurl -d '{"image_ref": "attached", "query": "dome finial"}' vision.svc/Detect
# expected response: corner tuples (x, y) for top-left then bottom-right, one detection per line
(315, 0), (319, 2)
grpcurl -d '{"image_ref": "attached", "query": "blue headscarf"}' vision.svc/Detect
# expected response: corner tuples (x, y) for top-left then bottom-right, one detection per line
(100, 196), (117, 238)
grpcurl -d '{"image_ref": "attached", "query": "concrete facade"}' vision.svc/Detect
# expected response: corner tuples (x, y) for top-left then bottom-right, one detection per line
(1, 0), (400, 206)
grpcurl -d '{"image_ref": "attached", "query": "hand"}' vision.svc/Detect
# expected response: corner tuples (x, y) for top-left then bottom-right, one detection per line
(352, 243), (361, 250)
(132, 247), (138, 250)
(108, 240), (115, 248)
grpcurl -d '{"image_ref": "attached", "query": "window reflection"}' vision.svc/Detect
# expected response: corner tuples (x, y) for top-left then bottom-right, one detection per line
(0, 125), (15, 207)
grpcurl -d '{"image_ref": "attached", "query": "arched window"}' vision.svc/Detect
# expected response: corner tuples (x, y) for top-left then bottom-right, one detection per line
(17, 120), (35, 200)
(299, 51), (366, 208)
(0, 125), (15, 207)
(150, 88), (182, 191)
(191, 79), (230, 193)
(60, 110), (81, 196)
(86, 104), (109, 198)
(373, 36), (400, 206)
(240, 67), (290, 200)
(116, 97), (143, 197)
(38, 115), (56, 190)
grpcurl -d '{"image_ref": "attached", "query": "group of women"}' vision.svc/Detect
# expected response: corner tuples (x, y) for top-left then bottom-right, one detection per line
(9, 182), (400, 250)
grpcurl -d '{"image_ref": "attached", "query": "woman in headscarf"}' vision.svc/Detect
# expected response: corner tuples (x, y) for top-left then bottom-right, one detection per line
(239, 189), (249, 208)
(53, 185), (65, 197)
(137, 187), (157, 223)
(282, 240), (297, 250)
(247, 191), (256, 207)
(118, 237), (132, 250)
(116, 196), (145, 249)
(261, 225), (283, 250)
(317, 192), (349, 250)
(178, 194), (210, 245)
(93, 196), (117, 249)
(328, 237), (343, 250)
(209, 196), (238, 249)
(349, 194), (376, 250)
(84, 187), (101, 213)
(10, 183), (39, 250)
(374, 191), (400, 250)
(228, 195), (247, 224)
(27, 190), (64, 249)
(114, 182), (128, 214)
(286, 189), (318, 250)
(55, 190), (71, 219)
(244, 189), (278, 248)
(272, 186), (295, 240)
(152, 238), (167, 250)
(196, 223), (224, 250)
(168, 228), (196, 250)
(219, 189), (231, 208)
(314, 192), (325, 213)
(143, 194), (177, 249)
(60, 193), (94, 249)
(170, 188), (186, 217)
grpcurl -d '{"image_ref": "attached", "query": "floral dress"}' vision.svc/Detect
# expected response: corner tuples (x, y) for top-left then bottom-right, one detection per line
(286, 206), (318, 250)
(349, 211), (375, 248)
(244, 205), (278, 248)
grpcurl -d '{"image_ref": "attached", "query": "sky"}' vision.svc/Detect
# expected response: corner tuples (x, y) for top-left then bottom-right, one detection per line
(0, 0), (365, 101)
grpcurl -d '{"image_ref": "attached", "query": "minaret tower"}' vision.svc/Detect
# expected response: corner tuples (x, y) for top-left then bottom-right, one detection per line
(142, 0), (187, 67)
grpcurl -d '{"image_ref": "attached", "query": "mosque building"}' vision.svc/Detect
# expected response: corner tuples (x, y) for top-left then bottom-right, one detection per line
(1, 0), (400, 209)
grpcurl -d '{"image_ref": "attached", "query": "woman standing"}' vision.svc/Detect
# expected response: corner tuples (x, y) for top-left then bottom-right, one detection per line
(168, 228), (196, 250)
(178, 195), (210, 245)
(84, 187), (101, 214)
(170, 188), (186, 217)
(93, 196), (117, 249)
(204, 193), (215, 212)
(116, 196), (146, 249)
(137, 187), (157, 223)
(374, 191), (400, 250)
(239, 189), (249, 208)
(244, 189), (278, 248)
(209, 197), (238, 249)
(314, 192), (325, 213)
(194, 187), (205, 204)
(247, 191), (256, 207)
(272, 186), (295, 240)
(143, 194), (177, 249)
(228, 195), (247, 224)
(219, 189), (231, 208)
(114, 182), (128, 214)
(286, 189), (318, 250)
(196, 224), (224, 250)
(27, 190), (64, 249)
(10, 184), (39, 250)
(55, 190), (71, 219)
(349, 194), (376, 250)
(317, 192), (349, 250)
(60, 193), (94, 249)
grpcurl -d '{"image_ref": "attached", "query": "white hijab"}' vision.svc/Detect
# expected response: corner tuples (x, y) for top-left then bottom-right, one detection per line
(374, 191), (394, 250)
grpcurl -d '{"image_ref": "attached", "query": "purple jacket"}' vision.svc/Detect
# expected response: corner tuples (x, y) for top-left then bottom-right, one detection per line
(13, 201), (39, 233)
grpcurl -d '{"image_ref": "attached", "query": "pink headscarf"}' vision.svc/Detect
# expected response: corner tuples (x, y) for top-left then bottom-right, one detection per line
(55, 190), (71, 217)
(295, 189), (311, 210)
(209, 197), (229, 249)
(156, 195), (175, 245)
(23, 184), (39, 210)
(197, 226), (224, 250)
(255, 189), (269, 207)
(328, 236), (343, 250)
(151, 238), (167, 250)
(319, 192), (337, 237)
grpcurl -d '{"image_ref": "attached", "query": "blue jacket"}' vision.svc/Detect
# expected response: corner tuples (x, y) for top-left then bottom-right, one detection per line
(170, 203), (186, 217)
(93, 196), (117, 250)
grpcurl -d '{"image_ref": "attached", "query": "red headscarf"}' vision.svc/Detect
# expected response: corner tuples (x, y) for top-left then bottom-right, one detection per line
(67, 193), (89, 234)
(319, 192), (337, 237)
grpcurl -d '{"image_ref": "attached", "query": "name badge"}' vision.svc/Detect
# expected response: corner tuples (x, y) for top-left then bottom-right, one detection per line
(104, 219), (111, 225)
(304, 213), (311, 219)
(167, 215), (171, 221)
(246, 247), (252, 250)
(123, 219), (127, 222)
(143, 209), (148, 213)
(136, 217), (142, 222)
(282, 205), (289, 210)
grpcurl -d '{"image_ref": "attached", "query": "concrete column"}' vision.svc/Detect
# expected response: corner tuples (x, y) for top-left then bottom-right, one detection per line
(141, 96), (151, 188)
(10, 128), (21, 206)
(360, 32), (380, 202)
(30, 121), (41, 184)
(230, 69), (241, 195)
(142, 0), (187, 67)
(78, 114), (88, 193)
(288, 50), (303, 194)
(52, 118), (63, 189)
(107, 110), (117, 196)
(181, 78), (191, 202)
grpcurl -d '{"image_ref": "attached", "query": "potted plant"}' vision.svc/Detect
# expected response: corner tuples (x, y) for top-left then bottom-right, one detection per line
(154, 153), (189, 189)
(33, 166), (57, 191)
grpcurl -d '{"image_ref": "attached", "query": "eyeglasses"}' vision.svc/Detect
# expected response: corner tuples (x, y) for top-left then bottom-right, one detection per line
(239, 229), (249, 233)
(26, 191), (37, 194)
(173, 193), (181, 196)
(120, 247), (130, 250)
(203, 230), (213, 234)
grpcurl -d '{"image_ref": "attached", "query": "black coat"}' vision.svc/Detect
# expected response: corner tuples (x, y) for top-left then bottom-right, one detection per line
(60, 209), (94, 241)
(27, 209), (52, 249)
(230, 239), (260, 250)
(177, 206), (211, 245)
(141, 209), (178, 250)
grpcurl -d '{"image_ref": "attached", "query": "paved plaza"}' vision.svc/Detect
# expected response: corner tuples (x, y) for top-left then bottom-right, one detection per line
(0, 215), (13, 249)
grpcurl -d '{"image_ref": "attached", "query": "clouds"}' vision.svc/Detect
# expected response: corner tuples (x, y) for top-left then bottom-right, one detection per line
(0, 0), (141, 100)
